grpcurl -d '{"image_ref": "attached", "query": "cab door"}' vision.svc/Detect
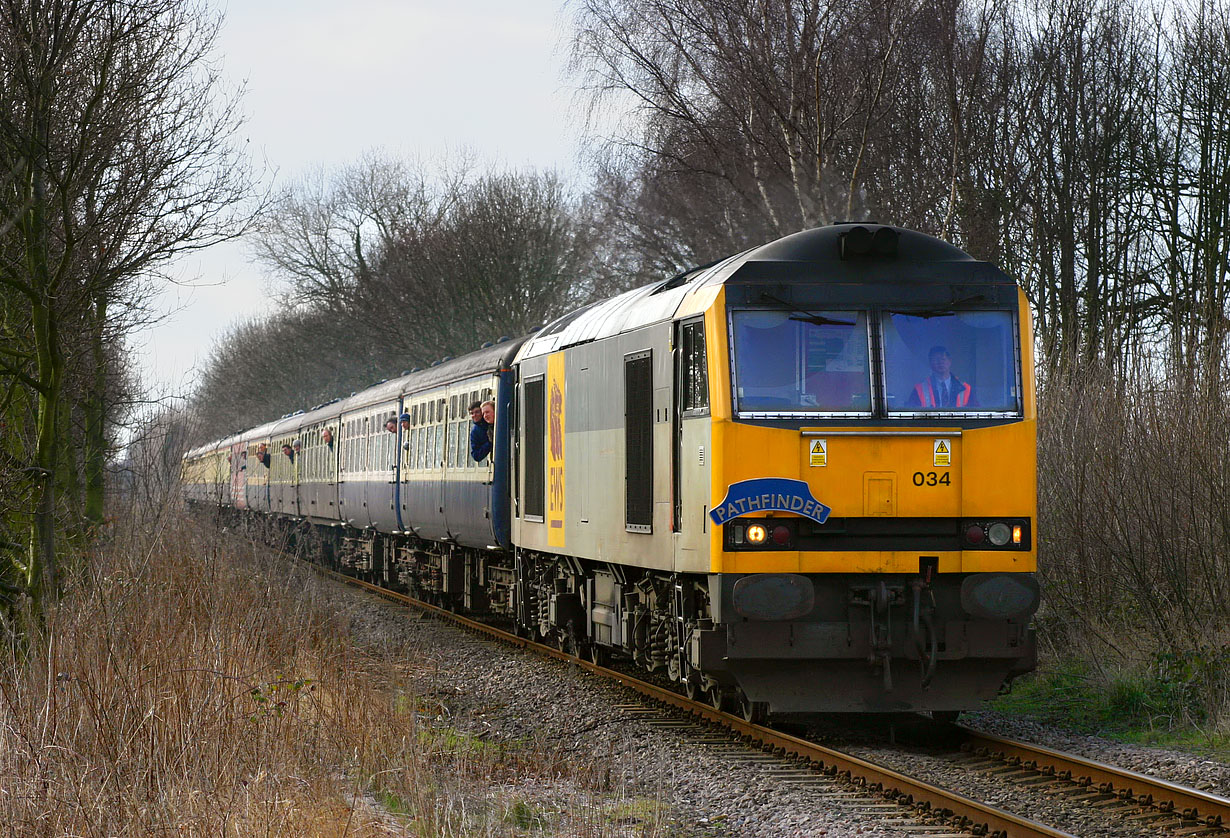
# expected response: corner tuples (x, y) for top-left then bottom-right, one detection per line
(673, 317), (712, 570)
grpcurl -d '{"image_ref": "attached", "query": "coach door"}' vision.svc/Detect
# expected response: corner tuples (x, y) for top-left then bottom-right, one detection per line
(230, 441), (247, 509)
(370, 404), (399, 532)
(338, 414), (365, 528)
(673, 317), (711, 564)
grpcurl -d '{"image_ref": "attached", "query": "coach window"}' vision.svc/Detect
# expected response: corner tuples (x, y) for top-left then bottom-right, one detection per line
(381, 413), (391, 468)
(730, 309), (871, 416)
(361, 417), (369, 470)
(881, 310), (1020, 415)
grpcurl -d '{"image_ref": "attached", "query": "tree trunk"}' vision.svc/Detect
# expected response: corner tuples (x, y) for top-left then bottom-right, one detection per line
(29, 296), (61, 611)
(83, 294), (107, 528)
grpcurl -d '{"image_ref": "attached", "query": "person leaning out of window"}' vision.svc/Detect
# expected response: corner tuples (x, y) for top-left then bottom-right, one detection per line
(469, 401), (491, 461)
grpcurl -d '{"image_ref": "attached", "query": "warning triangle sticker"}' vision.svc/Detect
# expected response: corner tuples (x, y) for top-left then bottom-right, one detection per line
(936, 440), (949, 453)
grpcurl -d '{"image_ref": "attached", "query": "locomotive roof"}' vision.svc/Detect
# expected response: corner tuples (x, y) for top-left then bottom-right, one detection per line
(515, 224), (1006, 361)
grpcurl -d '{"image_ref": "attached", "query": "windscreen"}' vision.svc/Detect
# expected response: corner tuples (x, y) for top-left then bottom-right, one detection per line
(882, 311), (1018, 413)
(731, 310), (871, 414)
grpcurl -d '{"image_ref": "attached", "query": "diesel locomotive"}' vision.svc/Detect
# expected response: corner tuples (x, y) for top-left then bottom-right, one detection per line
(183, 223), (1039, 720)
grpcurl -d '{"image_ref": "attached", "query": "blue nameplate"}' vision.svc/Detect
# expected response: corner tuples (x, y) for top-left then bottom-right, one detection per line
(710, 478), (832, 525)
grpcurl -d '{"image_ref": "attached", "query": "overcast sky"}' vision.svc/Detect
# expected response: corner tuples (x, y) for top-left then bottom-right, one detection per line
(135, 0), (585, 398)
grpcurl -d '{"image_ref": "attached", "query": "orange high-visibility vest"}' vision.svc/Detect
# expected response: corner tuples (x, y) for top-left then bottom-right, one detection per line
(914, 379), (970, 408)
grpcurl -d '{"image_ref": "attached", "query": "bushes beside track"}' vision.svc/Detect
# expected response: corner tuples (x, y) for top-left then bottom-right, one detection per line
(1030, 361), (1230, 739)
(0, 509), (662, 836)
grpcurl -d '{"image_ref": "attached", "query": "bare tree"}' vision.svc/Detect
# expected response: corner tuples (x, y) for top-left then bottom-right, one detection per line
(360, 170), (599, 362)
(195, 166), (601, 443)
(572, 0), (1059, 275)
(0, 0), (254, 616)
(252, 152), (470, 312)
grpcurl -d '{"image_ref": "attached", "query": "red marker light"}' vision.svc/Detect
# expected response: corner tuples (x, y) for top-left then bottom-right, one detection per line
(772, 525), (791, 546)
(965, 524), (985, 545)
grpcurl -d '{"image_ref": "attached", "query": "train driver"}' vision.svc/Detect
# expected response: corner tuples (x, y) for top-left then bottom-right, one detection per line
(906, 345), (974, 409)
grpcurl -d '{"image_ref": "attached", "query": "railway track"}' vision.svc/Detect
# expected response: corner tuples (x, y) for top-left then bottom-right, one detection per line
(309, 562), (1228, 838)
(951, 729), (1228, 834)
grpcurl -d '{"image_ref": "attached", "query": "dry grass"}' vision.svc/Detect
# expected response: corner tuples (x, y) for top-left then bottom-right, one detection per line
(0, 507), (666, 837)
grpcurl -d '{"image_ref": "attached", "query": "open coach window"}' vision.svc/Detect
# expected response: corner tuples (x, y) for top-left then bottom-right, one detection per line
(731, 310), (871, 415)
(882, 311), (1020, 414)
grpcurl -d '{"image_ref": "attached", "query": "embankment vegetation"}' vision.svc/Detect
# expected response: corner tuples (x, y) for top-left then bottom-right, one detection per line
(1018, 363), (1230, 742)
(0, 485), (665, 836)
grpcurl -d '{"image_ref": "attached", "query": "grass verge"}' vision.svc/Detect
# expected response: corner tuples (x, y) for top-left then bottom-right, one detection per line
(993, 658), (1230, 758)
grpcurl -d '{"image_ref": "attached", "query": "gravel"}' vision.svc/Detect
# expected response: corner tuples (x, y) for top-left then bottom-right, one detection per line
(305, 566), (1229, 837)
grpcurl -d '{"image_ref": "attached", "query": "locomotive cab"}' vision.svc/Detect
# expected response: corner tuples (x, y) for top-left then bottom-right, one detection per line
(696, 224), (1039, 714)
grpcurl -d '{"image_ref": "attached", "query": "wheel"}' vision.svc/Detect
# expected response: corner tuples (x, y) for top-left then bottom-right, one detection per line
(556, 631), (579, 658)
(684, 676), (702, 702)
(707, 685), (730, 713)
(739, 692), (767, 725)
(557, 621), (580, 657)
(585, 643), (606, 665)
(585, 643), (609, 667)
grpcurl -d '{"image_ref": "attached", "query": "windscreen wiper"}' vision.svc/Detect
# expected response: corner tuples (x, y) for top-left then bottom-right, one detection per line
(887, 294), (992, 319)
(760, 293), (855, 326)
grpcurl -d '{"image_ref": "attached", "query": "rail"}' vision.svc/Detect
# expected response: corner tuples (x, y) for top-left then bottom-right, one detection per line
(957, 727), (1228, 831)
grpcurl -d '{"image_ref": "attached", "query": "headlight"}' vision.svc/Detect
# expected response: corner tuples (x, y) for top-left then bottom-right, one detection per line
(987, 522), (1012, 546)
(746, 524), (767, 544)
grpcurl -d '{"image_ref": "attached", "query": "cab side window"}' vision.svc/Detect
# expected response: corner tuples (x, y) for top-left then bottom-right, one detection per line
(680, 319), (709, 413)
